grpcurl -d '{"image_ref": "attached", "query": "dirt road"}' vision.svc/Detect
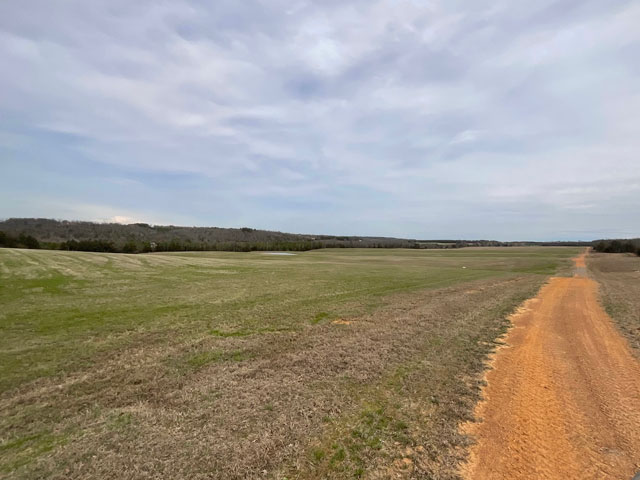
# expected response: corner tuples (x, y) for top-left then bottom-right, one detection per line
(462, 251), (640, 479)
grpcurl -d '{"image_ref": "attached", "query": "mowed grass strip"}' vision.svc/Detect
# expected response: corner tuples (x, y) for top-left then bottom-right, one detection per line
(0, 247), (580, 478)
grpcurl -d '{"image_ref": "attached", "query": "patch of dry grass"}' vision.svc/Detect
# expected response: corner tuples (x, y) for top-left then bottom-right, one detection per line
(588, 252), (640, 354)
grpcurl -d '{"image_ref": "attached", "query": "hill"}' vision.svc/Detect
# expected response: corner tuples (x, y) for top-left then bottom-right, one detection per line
(0, 218), (592, 253)
(0, 218), (417, 252)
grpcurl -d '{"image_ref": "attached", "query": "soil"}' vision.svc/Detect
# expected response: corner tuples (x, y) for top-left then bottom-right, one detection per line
(462, 251), (640, 479)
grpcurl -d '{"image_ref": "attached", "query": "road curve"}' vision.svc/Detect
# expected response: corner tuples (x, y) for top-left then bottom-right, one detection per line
(462, 251), (640, 479)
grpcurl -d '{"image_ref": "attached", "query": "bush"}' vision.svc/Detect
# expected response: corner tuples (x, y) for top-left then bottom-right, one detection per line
(122, 241), (138, 253)
(0, 231), (15, 247)
(18, 234), (40, 249)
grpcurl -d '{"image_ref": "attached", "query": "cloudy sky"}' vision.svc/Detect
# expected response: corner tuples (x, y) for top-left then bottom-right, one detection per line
(1, 1), (638, 240)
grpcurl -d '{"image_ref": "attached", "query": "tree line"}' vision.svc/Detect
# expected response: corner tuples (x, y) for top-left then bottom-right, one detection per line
(0, 218), (415, 250)
(1, 230), (600, 254)
(0, 231), (419, 254)
(593, 239), (640, 256)
(56, 238), (421, 253)
(0, 218), (603, 255)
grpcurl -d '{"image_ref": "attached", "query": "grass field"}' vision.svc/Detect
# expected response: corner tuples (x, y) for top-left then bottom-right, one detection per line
(0, 247), (580, 479)
(588, 252), (640, 355)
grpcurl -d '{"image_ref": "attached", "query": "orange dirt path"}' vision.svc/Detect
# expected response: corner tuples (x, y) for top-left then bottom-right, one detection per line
(462, 251), (640, 479)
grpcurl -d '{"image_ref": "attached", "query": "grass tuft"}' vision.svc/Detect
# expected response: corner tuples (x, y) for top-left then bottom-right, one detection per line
(312, 312), (330, 324)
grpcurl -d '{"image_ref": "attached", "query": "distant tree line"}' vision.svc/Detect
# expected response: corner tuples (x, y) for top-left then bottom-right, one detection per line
(0, 218), (425, 253)
(0, 218), (596, 255)
(1, 230), (417, 254)
(0, 218), (420, 249)
(593, 239), (640, 256)
(0, 229), (599, 255)
(57, 238), (417, 253)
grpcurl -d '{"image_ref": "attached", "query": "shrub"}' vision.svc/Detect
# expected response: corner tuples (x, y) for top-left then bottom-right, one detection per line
(122, 241), (138, 253)
(18, 234), (40, 249)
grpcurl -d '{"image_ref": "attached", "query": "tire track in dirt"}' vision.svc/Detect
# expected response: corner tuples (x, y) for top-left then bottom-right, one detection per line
(462, 251), (640, 479)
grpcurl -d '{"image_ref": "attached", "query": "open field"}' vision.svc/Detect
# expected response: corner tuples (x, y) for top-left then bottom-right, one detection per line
(0, 247), (580, 479)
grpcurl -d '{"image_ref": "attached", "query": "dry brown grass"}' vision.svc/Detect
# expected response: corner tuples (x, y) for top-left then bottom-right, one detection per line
(588, 252), (640, 354)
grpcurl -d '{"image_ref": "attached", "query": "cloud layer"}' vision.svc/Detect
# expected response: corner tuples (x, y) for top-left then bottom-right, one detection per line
(1, 0), (639, 239)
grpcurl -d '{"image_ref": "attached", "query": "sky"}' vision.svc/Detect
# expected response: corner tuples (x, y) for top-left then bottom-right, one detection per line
(1, 1), (639, 241)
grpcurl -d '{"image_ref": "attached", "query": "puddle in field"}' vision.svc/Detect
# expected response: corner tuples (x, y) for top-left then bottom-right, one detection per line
(261, 252), (296, 256)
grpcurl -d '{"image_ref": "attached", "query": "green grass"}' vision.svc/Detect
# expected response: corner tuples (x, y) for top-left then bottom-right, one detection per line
(182, 349), (252, 369)
(0, 430), (69, 474)
(0, 246), (581, 477)
(312, 311), (331, 324)
(0, 247), (578, 393)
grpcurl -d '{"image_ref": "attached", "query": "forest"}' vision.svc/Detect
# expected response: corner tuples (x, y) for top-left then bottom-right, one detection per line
(0, 218), (593, 254)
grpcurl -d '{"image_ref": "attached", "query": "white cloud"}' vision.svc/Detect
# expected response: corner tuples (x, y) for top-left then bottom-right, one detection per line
(0, 0), (639, 239)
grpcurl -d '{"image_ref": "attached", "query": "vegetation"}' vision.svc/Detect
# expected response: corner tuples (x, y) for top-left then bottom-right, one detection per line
(0, 247), (580, 479)
(0, 218), (418, 252)
(589, 252), (640, 353)
(593, 238), (640, 256)
(0, 218), (592, 254)
(0, 231), (40, 249)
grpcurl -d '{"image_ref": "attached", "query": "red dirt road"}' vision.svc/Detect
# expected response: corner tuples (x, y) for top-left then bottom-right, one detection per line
(462, 252), (640, 479)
